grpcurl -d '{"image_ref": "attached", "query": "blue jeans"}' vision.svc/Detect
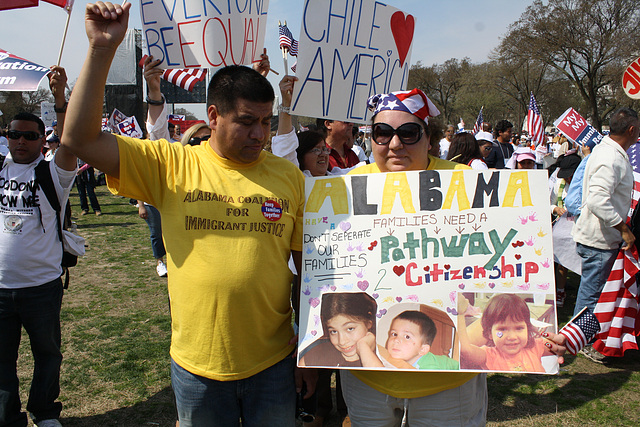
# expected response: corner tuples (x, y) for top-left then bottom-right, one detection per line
(143, 205), (166, 260)
(171, 356), (296, 427)
(76, 168), (101, 213)
(0, 279), (63, 427)
(574, 243), (619, 316)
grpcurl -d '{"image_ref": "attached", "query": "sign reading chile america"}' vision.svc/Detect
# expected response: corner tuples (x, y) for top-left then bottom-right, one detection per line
(0, 49), (51, 91)
(262, 200), (283, 221)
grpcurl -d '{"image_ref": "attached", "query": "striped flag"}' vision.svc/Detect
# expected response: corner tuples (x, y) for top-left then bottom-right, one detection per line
(592, 164), (640, 357)
(163, 68), (207, 92)
(527, 92), (545, 147)
(279, 23), (299, 57)
(472, 107), (483, 135)
(139, 55), (207, 92)
(560, 307), (601, 355)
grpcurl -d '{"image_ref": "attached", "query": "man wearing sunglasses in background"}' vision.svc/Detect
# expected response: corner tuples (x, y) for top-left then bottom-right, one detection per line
(0, 67), (76, 427)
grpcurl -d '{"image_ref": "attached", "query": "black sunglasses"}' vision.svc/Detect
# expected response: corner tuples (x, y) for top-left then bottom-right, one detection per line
(7, 130), (42, 141)
(188, 135), (210, 146)
(372, 122), (423, 145)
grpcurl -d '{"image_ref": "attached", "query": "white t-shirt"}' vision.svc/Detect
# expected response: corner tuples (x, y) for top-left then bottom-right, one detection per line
(0, 153), (76, 288)
(439, 138), (450, 159)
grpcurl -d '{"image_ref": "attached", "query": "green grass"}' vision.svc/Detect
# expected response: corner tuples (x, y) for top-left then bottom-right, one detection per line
(15, 188), (640, 426)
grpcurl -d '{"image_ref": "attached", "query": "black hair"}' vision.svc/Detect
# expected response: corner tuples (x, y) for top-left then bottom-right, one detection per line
(320, 292), (377, 338)
(392, 310), (437, 346)
(11, 112), (45, 135)
(315, 118), (331, 136)
(447, 132), (482, 165)
(296, 131), (326, 171)
(494, 119), (513, 135)
(207, 65), (274, 115)
(609, 107), (638, 136)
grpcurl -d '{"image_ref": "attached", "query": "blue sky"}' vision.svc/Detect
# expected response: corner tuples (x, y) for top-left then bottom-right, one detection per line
(1, 0), (531, 118)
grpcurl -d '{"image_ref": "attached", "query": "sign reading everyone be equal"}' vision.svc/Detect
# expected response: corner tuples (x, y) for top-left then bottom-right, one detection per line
(140, 0), (269, 69)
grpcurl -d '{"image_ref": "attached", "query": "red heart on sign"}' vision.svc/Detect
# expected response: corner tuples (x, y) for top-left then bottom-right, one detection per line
(393, 265), (405, 276)
(390, 12), (414, 67)
(515, 254), (522, 260)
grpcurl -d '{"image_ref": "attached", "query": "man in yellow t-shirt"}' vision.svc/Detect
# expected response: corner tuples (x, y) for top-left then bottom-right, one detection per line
(61, 3), (315, 426)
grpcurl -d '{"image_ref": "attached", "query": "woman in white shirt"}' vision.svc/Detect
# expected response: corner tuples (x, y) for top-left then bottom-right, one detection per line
(446, 132), (488, 170)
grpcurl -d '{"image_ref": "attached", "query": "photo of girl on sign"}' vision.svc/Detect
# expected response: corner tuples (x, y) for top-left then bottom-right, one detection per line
(299, 292), (378, 367)
(457, 293), (558, 373)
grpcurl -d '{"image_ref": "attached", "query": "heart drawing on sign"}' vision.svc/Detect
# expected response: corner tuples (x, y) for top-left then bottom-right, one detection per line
(390, 11), (414, 67)
(393, 265), (405, 276)
(357, 280), (369, 291)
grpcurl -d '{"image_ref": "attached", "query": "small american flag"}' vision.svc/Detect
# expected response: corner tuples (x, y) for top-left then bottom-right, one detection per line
(560, 307), (601, 355)
(472, 107), (483, 135)
(139, 56), (206, 92)
(527, 92), (545, 147)
(279, 23), (299, 57)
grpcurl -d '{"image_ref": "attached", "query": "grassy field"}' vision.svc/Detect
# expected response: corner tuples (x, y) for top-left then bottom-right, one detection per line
(16, 188), (640, 426)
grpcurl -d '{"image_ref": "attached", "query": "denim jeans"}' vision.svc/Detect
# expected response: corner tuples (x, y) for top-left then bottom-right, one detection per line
(76, 168), (101, 213)
(171, 356), (295, 427)
(340, 371), (487, 427)
(574, 243), (620, 316)
(0, 279), (63, 427)
(143, 205), (166, 260)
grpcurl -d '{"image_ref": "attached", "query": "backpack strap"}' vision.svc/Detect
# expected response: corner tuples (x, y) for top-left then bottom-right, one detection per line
(34, 160), (70, 288)
(34, 160), (63, 242)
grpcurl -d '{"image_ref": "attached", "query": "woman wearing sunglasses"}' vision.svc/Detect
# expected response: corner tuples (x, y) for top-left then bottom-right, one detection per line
(341, 89), (568, 426)
(341, 89), (486, 426)
(272, 76), (365, 178)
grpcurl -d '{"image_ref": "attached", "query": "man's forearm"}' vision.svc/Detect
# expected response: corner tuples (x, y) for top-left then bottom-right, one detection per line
(64, 47), (120, 177)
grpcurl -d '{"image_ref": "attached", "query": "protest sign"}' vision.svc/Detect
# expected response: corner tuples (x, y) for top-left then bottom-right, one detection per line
(290, 0), (415, 123)
(117, 116), (144, 139)
(298, 169), (558, 374)
(108, 108), (128, 133)
(622, 56), (640, 100)
(40, 102), (56, 127)
(0, 49), (50, 91)
(139, 0), (268, 70)
(553, 107), (603, 149)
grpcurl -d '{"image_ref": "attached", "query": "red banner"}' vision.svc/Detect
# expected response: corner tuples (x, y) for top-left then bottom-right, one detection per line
(0, 0), (39, 11)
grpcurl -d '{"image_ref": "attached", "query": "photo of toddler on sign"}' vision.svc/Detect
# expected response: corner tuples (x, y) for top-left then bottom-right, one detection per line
(457, 293), (558, 373)
(383, 310), (460, 370)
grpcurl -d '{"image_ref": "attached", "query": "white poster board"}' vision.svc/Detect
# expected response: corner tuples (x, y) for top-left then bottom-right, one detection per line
(298, 169), (558, 374)
(290, 0), (415, 123)
(40, 102), (56, 127)
(140, 0), (269, 69)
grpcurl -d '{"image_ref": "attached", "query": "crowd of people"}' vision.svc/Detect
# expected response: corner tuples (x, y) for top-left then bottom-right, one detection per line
(2, 2), (640, 427)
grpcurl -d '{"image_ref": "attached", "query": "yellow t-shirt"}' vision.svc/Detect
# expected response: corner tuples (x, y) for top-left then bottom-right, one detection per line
(349, 154), (477, 398)
(108, 136), (305, 380)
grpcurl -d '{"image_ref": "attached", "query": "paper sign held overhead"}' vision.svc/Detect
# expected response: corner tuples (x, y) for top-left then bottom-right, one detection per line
(139, 0), (269, 70)
(553, 107), (603, 149)
(291, 0), (415, 123)
(0, 49), (50, 91)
